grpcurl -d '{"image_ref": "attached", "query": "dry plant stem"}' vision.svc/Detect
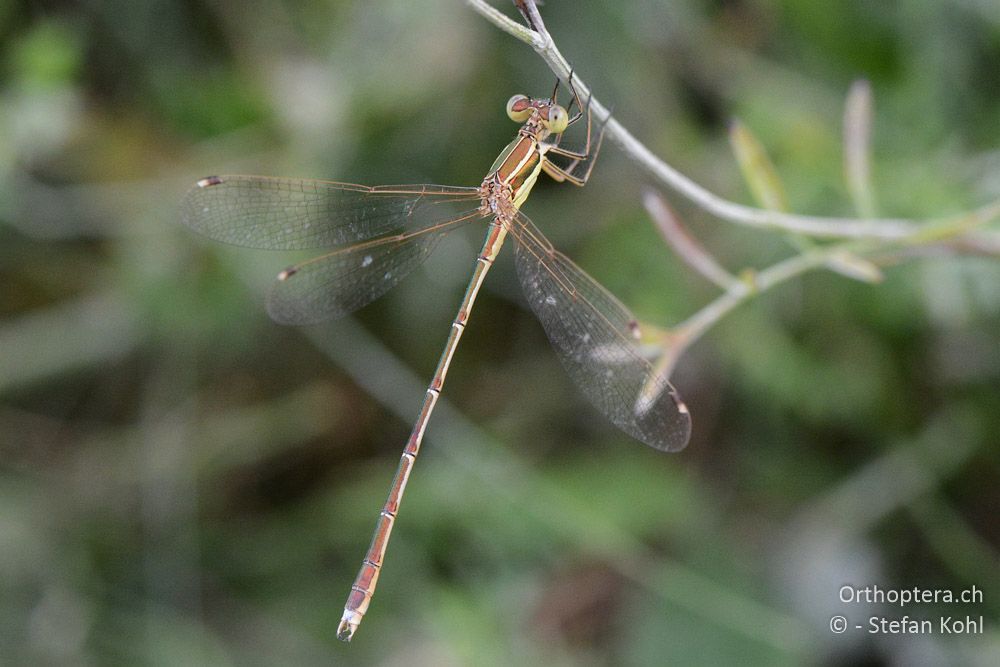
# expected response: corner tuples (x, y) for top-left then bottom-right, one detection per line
(670, 200), (1000, 357)
(468, 0), (1000, 243)
(472, 0), (539, 44)
(666, 198), (1000, 360)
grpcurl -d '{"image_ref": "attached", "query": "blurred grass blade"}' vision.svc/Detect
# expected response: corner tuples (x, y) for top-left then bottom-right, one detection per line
(844, 79), (877, 218)
(728, 118), (790, 213)
(825, 250), (884, 283)
(0, 292), (141, 393)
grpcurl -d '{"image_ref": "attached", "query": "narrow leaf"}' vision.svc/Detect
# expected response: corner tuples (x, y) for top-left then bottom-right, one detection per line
(844, 79), (877, 218)
(728, 118), (790, 213)
(643, 189), (737, 290)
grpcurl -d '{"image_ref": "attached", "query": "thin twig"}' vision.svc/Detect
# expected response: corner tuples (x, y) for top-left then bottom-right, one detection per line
(512, 0), (545, 34)
(650, 246), (853, 380)
(673, 250), (836, 344)
(467, 0), (998, 242)
(660, 198), (1000, 352)
(944, 231), (1000, 256)
(643, 188), (738, 290)
(467, 0), (542, 46)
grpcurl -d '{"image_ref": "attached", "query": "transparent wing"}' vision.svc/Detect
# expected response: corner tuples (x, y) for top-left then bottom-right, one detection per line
(267, 210), (484, 324)
(511, 212), (691, 452)
(180, 175), (482, 250)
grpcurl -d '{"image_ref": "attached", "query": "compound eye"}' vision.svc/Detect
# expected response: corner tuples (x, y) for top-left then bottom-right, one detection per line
(547, 105), (569, 133)
(506, 94), (532, 122)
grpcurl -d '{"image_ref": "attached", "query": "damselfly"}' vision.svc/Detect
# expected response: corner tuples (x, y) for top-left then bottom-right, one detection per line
(181, 78), (691, 641)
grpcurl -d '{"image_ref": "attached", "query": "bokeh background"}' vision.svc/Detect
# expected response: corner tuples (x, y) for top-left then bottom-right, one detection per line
(2, 1), (998, 664)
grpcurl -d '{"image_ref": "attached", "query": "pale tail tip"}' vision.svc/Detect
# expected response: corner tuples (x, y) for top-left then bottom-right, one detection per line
(336, 618), (358, 642)
(196, 175), (224, 188)
(277, 266), (297, 281)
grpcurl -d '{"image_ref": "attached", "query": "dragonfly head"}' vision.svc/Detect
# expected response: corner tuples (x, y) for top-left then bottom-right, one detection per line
(506, 94), (570, 137)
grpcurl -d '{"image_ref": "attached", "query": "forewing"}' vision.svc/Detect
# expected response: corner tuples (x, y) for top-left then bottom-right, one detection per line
(512, 212), (691, 451)
(180, 175), (481, 250)
(267, 209), (485, 324)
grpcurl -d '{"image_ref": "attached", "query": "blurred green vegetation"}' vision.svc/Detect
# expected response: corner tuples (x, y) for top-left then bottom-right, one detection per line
(1, 1), (998, 665)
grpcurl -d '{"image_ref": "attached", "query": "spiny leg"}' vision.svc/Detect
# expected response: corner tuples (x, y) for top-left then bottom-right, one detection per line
(545, 68), (585, 158)
(547, 85), (596, 160)
(542, 106), (607, 187)
(564, 68), (586, 127)
(542, 156), (588, 187)
(549, 73), (562, 106)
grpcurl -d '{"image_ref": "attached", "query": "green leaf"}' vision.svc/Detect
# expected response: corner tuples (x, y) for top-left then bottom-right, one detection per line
(729, 118), (790, 213)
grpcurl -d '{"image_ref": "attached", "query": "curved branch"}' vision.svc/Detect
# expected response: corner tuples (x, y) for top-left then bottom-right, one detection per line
(467, 0), (998, 242)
